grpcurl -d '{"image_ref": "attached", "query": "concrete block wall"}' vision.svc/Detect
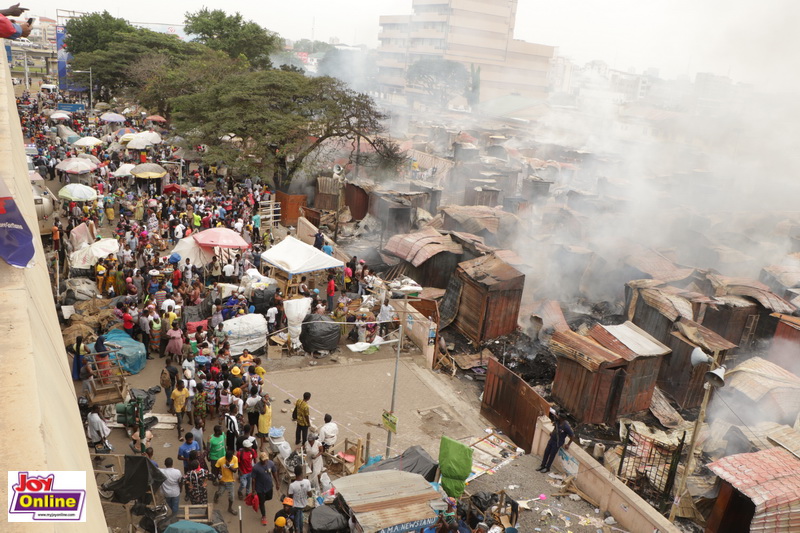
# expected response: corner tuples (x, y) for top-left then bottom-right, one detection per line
(533, 417), (680, 533)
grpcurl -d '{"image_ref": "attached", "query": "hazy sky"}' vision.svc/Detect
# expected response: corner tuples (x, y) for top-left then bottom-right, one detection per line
(23, 0), (800, 91)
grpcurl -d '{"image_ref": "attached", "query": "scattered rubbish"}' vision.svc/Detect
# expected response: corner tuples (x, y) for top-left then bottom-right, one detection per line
(568, 494), (581, 501)
(508, 484), (519, 489)
(283, 399), (291, 404)
(604, 516), (617, 525)
(163, 442), (171, 448)
(594, 508), (600, 514)
(539, 494), (547, 500)
(540, 509), (553, 517)
(548, 473), (565, 480)
(578, 438), (592, 447)
(281, 408), (288, 413)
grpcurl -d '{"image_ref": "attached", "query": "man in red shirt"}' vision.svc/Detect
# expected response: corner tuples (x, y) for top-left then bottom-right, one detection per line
(122, 305), (135, 337)
(172, 265), (182, 288)
(326, 273), (336, 313)
(236, 437), (258, 501)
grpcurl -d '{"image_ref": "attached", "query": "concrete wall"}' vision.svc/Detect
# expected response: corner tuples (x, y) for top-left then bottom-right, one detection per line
(0, 53), (107, 530)
(533, 417), (680, 533)
(392, 298), (436, 368)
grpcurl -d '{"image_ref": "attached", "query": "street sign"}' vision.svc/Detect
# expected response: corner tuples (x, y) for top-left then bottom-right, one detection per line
(382, 411), (397, 434)
(57, 103), (85, 113)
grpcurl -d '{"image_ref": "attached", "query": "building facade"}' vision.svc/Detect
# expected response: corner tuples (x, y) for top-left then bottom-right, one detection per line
(377, 0), (555, 104)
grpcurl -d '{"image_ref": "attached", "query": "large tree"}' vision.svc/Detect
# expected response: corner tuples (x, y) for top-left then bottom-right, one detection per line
(406, 58), (470, 108)
(184, 8), (282, 70)
(170, 71), (402, 189)
(64, 11), (135, 55)
(70, 29), (206, 102)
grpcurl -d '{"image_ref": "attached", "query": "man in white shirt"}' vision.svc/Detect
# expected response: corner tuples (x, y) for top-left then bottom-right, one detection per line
(161, 294), (177, 314)
(160, 457), (183, 516)
(288, 465), (313, 533)
(174, 222), (185, 242)
(222, 260), (235, 283)
(304, 434), (324, 492)
(318, 414), (339, 451)
(266, 305), (278, 333)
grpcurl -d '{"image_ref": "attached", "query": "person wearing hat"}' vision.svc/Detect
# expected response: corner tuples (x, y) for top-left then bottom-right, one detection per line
(273, 516), (288, 533)
(437, 497), (459, 532)
(252, 451), (279, 525)
(229, 364), (244, 390)
(537, 411), (574, 474)
(275, 497), (295, 531)
(472, 522), (489, 533)
(236, 436), (258, 501)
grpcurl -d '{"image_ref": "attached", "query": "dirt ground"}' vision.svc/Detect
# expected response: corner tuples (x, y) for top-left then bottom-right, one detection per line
(466, 451), (621, 533)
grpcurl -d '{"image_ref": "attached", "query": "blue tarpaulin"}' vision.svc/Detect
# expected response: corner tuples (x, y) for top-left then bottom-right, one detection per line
(105, 329), (146, 375)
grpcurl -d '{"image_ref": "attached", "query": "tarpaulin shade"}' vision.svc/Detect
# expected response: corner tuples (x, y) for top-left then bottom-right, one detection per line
(192, 227), (248, 248)
(105, 329), (147, 374)
(58, 183), (98, 201)
(361, 445), (439, 481)
(171, 236), (215, 266)
(103, 455), (165, 503)
(70, 238), (119, 268)
(260, 236), (343, 275)
(438, 436), (473, 498)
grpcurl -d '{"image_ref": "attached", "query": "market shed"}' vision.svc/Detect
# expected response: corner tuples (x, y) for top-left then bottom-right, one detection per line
(549, 330), (628, 424)
(260, 236), (343, 295)
(719, 357), (800, 426)
(588, 321), (672, 415)
(451, 254), (524, 344)
(706, 448), (800, 533)
(770, 313), (800, 362)
(659, 318), (736, 408)
(383, 227), (464, 289)
(332, 470), (440, 533)
(439, 205), (519, 246)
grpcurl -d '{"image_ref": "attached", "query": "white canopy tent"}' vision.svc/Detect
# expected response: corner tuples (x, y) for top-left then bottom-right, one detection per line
(69, 238), (119, 268)
(171, 236), (215, 266)
(260, 236), (344, 276)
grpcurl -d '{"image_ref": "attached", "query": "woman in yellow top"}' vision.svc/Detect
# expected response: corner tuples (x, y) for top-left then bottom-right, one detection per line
(256, 394), (272, 452)
(95, 261), (107, 293)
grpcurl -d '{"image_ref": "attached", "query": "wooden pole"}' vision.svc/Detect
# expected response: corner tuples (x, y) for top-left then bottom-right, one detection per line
(668, 351), (721, 522)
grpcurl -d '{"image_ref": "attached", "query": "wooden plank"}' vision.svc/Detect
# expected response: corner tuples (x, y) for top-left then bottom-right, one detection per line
(452, 349), (498, 370)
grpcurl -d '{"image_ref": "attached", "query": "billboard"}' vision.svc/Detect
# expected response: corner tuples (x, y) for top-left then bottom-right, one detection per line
(55, 25), (69, 90)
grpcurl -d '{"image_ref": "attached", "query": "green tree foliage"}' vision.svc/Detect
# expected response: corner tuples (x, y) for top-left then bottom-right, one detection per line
(70, 29), (205, 102)
(170, 71), (402, 189)
(184, 8), (282, 70)
(131, 49), (249, 118)
(292, 39), (334, 54)
(63, 11), (135, 55)
(406, 58), (470, 107)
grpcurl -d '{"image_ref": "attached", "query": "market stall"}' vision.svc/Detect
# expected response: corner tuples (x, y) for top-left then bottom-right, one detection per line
(260, 236), (343, 295)
(331, 471), (442, 533)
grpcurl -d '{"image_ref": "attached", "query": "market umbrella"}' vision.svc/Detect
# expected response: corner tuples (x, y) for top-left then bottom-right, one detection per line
(146, 114), (167, 122)
(119, 133), (136, 143)
(69, 238), (120, 268)
(112, 163), (136, 177)
(131, 163), (167, 179)
(192, 227), (248, 248)
(94, 102), (111, 110)
(73, 136), (103, 147)
(148, 199), (158, 207)
(163, 183), (188, 196)
(78, 153), (101, 164)
(126, 136), (153, 150)
(58, 183), (97, 201)
(49, 112), (71, 121)
(115, 127), (137, 138)
(135, 131), (162, 145)
(171, 236), (214, 265)
(100, 112), (126, 123)
(56, 158), (97, 174)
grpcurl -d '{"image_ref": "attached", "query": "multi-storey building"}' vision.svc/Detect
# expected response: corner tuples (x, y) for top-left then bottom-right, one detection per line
(377, 0), (555, 104)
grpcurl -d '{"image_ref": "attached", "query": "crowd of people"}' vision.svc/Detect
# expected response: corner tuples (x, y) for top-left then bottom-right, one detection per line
(19, 87), (395, 530)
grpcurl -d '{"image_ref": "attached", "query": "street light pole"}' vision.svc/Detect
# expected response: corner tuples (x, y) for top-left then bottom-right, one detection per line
(72, 68), (92, 110)
(668, 351), (724, 522)
(385, 299), (404, 458)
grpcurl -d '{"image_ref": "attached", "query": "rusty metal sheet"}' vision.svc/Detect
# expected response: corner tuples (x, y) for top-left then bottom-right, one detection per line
(457, 254), (524, 290)
(550, 330), (626, 371)
(649, 386), (685, 428)
(383, 227), (462, 267)
(590, 321), (671, 360)
(480, 358), (549, 453)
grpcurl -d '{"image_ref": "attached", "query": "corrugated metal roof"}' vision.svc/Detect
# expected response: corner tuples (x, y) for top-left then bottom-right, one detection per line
(590, 321), (671, 359)
(332, 471), (439, 533)
(457, 254), (524, 288)
(768, 425), (800, 460)
(674, 318), (737, 352)
(383, 227), (463, 267)
(726, 357), (800, 407)
(624, 248), (695, 282)
(531, 300), (569, 333)
(550, 330), (626, 371)
(762, 265), (800, 288)
(707, 273), (796, 314)
(440, 205), (518, 235)
(708, 447), (800, 530)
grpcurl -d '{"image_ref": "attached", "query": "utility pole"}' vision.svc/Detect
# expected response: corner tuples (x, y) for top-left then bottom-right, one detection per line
(72, 68), (93, 110)
(23, 50), (29, 90)
(385, 299), (404, 458)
